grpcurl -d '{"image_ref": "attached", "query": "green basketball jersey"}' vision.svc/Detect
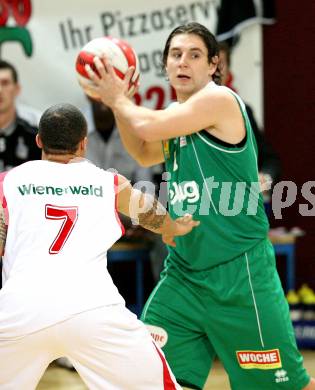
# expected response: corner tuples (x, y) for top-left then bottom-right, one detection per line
(162, 86), (269, 270)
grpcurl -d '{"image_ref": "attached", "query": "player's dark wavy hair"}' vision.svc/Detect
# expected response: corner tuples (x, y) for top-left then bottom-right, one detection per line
(39, 103), (87, 155)
(162, 22), (221, 85)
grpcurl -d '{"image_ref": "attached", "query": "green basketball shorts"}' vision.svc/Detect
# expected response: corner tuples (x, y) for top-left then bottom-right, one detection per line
(141, 238), (310, 390)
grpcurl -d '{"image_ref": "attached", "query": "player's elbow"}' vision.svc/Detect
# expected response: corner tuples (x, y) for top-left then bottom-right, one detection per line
(137, 145), (156, 167)
(139, 127), (164, 143)
(136, 154), (155, 168)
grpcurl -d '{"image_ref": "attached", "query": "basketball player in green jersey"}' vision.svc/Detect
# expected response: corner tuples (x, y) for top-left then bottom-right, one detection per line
(85, 22), (315, 390)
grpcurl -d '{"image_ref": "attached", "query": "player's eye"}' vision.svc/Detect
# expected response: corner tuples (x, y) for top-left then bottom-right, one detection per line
(191, 53), (200, 59)
(170, 51), (181, 59)
(0, 79), (13, 87)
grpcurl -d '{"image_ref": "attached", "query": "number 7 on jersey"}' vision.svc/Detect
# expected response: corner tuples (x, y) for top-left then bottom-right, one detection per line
(45, 204), (78, 254)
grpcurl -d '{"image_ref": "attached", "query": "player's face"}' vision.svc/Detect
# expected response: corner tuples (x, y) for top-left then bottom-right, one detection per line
(0, 69), (20, 114)
(165, 33), (217, 102)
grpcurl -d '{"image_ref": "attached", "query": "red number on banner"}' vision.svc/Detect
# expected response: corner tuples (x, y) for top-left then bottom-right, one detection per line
(12, 0), (31, 26)
(133, 92), (142, 106)
(145, 86), (165, 110)
(45, 204), (78, 255)
(0, 0), (10, 25)
(0, 0), (31, 26)
(170, 85), (176, 101)
(132, 85), (176, 109)
(133, 85), (171, 109)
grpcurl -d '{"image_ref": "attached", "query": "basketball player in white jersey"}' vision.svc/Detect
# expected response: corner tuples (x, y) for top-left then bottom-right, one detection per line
(0, 103), (198, 389)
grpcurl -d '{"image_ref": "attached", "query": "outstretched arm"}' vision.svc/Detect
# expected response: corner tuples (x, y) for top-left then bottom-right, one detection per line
(85, 56), (244, 145)
(116, 174), (199, 246)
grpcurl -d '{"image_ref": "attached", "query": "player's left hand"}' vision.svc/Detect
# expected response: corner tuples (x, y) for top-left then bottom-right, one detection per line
(85, 56), (135, 107)
(162, 214), (200, 247)
(259, 172), (272, 193)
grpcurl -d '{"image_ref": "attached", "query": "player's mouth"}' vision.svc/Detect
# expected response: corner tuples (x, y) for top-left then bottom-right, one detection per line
(177, 74), (191, 81)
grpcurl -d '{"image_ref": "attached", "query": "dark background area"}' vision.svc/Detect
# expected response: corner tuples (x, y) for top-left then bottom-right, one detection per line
(263, 1), (315, 289)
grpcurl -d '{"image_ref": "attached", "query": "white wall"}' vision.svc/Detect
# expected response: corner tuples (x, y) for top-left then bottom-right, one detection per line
(231, 24), (263, 128)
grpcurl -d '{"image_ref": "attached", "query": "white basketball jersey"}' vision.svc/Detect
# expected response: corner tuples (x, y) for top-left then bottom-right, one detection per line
(0, 159), (125, 339)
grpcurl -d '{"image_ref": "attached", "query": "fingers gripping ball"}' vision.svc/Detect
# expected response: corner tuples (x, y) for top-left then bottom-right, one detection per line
(75, 36), (140, 99)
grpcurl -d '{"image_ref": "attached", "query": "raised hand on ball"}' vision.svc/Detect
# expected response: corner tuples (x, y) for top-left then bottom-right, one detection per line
(85, 56), (136, 107)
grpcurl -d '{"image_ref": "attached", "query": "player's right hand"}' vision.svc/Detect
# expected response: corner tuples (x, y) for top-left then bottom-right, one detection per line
(162, 214), (200, 247)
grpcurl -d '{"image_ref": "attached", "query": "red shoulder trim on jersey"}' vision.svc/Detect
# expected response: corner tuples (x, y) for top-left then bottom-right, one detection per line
(114, 174), (125, 236)
(0, 171), (9, 225)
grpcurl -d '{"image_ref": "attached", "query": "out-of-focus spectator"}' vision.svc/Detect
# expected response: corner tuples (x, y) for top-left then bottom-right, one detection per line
(84, 96), (152, 184)
(0, 60), (41, 290)
(0, 60), (41, 172)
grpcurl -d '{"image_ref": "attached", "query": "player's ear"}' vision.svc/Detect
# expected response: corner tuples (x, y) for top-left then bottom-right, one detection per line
(79, 136), (88, 152)
(14, 82), (21, 98)
(208, 55), (219, 77)
(35, 134), (43, 149)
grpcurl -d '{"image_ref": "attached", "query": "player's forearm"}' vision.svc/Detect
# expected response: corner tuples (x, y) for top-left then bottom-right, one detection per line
(115, 116), (147, 162)
(136, 196), (178, 237)
(118, 178), (197, 244)
(112, 96), (158, 142)
(127, 190), (174, 236)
